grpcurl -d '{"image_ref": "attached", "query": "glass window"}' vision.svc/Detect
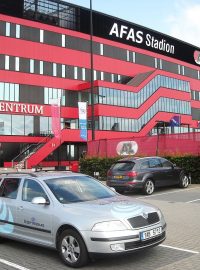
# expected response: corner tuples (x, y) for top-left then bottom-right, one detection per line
(5, 55), (9, 70)
(25, 116), (33, 135)
(39, 61), (43, 74)
(93, 70), (97, 80)
(12, 115), (24, 135)
(15, 84), (19, 102)
(100, 43), (104, 55)
(74, 67), (78, 79)
(40, 29), (44, 43)
(111, 74), (114, 83)
(100, 71), (104, 80)
(132, 52), (136, 62)
(140, 161), (149, 169)
(16, 24), (20, 38)
(149, 158), (162, 168)
(6, 22), (11, 37)
(4, 83), (10, 100)
(15, 57), (20, 71)
(62, 64), (65, 78)
(22, 179), (48, 202)
(62, 34), (65, 47)
(10, 84), (15, 101)
(0, 83), (4, 100)
(127, 50), (130, 61)
(53, 63), (57, 76)
(30, 59), (34, 73)
(0, 114), (11, 135)
(82, 68), (86, 81)
(0, 178), (21, 199)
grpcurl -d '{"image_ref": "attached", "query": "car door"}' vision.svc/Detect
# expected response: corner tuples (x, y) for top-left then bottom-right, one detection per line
(16, 178), (53, 246)
(0, 177), (21, 238)
(148, 158), (166, 187)
(160, 158), (179, 186)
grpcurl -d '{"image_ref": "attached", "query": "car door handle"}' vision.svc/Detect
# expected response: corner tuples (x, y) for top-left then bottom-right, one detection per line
(17, 206), (24, 211)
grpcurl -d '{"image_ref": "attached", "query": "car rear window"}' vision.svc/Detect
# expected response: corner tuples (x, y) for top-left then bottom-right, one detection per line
(112, 162), (135, 171)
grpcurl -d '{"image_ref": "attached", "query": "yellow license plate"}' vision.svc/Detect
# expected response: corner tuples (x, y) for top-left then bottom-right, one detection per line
(114, 175), (123, 179)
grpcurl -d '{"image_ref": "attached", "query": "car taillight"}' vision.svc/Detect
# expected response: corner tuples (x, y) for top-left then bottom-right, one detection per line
(126, 171), (137, 177)
(107, 170), (112, 176)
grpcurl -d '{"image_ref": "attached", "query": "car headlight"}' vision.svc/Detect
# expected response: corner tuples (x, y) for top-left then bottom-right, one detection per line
(92, 221), (127, 232)
(157, 209), (165, 221)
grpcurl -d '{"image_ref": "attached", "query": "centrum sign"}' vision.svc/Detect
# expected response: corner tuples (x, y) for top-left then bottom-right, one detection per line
(109, 23), (175, 55)
(0, 102), (44, 115)
(116, 141), (138, 156)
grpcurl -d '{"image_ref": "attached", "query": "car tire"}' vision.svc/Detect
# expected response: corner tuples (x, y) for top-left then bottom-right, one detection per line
(179, 173), (189, 188)
(115, 189), (125, 194)
(58, 229), (89, 268)
(143, 179), (155, 195)
(0, 237), (5, 243)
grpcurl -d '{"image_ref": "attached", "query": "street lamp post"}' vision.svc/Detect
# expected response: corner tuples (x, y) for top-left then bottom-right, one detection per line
(90, 0), (95, 140)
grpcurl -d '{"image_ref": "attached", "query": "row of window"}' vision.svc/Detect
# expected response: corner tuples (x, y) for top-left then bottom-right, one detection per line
(99, 98), (191, 132)
(191, 90), (200, 101)
(1, 20), (200, 80)
(0, 54), (123, 83)
(97, 75), (190, 108)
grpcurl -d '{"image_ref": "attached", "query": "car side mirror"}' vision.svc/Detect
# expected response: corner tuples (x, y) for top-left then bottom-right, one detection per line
(32, 197), (50, 205)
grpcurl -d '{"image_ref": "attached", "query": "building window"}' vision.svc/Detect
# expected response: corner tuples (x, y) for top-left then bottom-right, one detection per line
(74, 67), (78, 79)
(82, 68), (86, 81)
(5, 55), (9, 70)
(5, 22), (10, 37)
(127, 50), (130, 62)
(16, 24), (20, 39)
(53, 63), (57, 76)
(100, 44), (104, 55)
(118, 74), (121, 82)
(30, 59), (34, 73)
(62, 64), (65, 78)
(182, 66), (185, 75)
(111, 74), (114, 83)
(62, 34), (65, 47)
(93, 70), (97, 80)
(159, 59), (163, 70)
(39, 61), (44, 74)
(178, 65), (181, 74)
(198, 70), (200, 80)
(15, 57), (20, 71)
(132, 52), (136, 63)
(100, 71), (104, 80)
(0, 82), (19, 102)
(155, 58), (158, 68)
(40, 29), (44, 43)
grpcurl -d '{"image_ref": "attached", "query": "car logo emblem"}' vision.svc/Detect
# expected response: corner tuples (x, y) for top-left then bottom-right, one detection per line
(142, 213), (148, 219)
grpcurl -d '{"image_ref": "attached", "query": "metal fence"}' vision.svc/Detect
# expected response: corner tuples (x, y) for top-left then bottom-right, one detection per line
(87, 132), (200, 157)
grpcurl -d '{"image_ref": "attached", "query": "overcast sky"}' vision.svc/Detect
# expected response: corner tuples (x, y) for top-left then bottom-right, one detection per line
(66, 0), (200, 47)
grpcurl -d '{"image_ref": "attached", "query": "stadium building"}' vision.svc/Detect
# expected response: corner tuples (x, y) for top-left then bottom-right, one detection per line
(0, 0), (200, 168)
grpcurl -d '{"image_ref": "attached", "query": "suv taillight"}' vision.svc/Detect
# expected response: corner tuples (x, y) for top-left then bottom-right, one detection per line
(126, 171), (137, 177)
(107, 170), (112, 176)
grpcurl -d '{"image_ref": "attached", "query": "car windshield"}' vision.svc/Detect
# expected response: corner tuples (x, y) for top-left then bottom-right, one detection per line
(112, 162), (135, 171)
(45, 176), (116, 204)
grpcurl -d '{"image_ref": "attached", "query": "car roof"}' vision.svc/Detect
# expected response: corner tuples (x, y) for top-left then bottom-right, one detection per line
(117, 156), (162, 162)
(0, 171), (86, 181)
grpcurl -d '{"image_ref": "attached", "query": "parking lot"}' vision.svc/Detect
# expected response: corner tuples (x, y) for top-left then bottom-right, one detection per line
(0, 185), (199, 270)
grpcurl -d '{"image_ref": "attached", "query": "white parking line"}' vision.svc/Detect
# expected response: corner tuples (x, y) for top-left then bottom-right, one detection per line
(0, 258), (30, 270)
(160, 244), (199, 254)
(136, 187), (200, 199)
(186, 198), (200, 203)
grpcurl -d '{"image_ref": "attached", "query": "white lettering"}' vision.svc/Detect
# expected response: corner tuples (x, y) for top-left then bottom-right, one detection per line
(0, 102), (44, 115)
(5, 103), (13, 112)
(109, 23), (119, 37)
(0, 103), (5, 112)
(21, 104), (27, 113)
(136, 31), (143, 43)
(27, 104), (34, 114)
(120, 25), (128, 38)
(126, 28), (135, 42)
(35, 105), (43, 115)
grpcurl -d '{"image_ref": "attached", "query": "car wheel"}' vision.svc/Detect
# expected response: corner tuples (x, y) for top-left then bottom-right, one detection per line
(58, 229), (88, 268)
(143, 179), (155, 195)
(179, 174), (189, 188)
(0, 237), (5, 243)
(115, 189), (125, 194)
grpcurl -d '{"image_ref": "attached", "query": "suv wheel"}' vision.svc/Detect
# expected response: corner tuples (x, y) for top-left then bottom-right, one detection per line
(58, 229), (88, 268)
(179, 174), (189, 188)
(143, 179), (155, 195)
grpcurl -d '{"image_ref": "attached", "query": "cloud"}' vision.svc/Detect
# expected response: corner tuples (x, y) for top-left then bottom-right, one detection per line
(167, 0), (200, 47)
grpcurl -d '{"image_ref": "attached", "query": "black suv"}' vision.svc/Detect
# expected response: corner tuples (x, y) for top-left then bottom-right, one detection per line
(107, 157), (190, 195)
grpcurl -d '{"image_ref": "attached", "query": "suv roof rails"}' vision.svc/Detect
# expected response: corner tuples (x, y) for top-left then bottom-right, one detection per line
(0, 172), (37, 177)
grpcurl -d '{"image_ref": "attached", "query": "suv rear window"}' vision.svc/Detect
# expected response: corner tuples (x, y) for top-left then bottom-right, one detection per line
(112, 162), (135, 171)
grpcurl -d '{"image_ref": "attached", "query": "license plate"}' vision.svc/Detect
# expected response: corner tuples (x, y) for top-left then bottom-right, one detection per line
(140, 227), (162, 241)
(114, 175), (123, 179)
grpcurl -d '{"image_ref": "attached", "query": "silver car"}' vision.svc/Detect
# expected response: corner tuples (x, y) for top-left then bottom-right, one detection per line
(0, 172), (166, 267)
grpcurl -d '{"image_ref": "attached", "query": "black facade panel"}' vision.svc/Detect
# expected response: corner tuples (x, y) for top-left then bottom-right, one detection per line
(20, 25), (40, 42)
(103, 45), (126, 61)
(0, 55), (5, 69)
(0, 0), (23, 17)
(104, 72), (111, 82)
(57, 64), (62, 78)
(34, 116), (40, 135)
(135, 53), (155, 68)
(19, 85), (44, 104)
(93, 42), (100, 55)
(9, 56), (15, 71)
(10, 23), (16, 38)
(34, 60), (40, 74)
(85, 68), (90, 81)
(65, 90), (78, 107)
(43, 61), (53, 76)
(0, 21), (6, 36)
(66, 35), (90, 52)
(191, 108), (200, 120)
(20, 58), (30, 73)
(184, 67), (198, 79)
(77, 67), (82, 80)
(67, 66), (74, 79)
(44, 30), (62, 46)
(162, 60), (178, 74)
